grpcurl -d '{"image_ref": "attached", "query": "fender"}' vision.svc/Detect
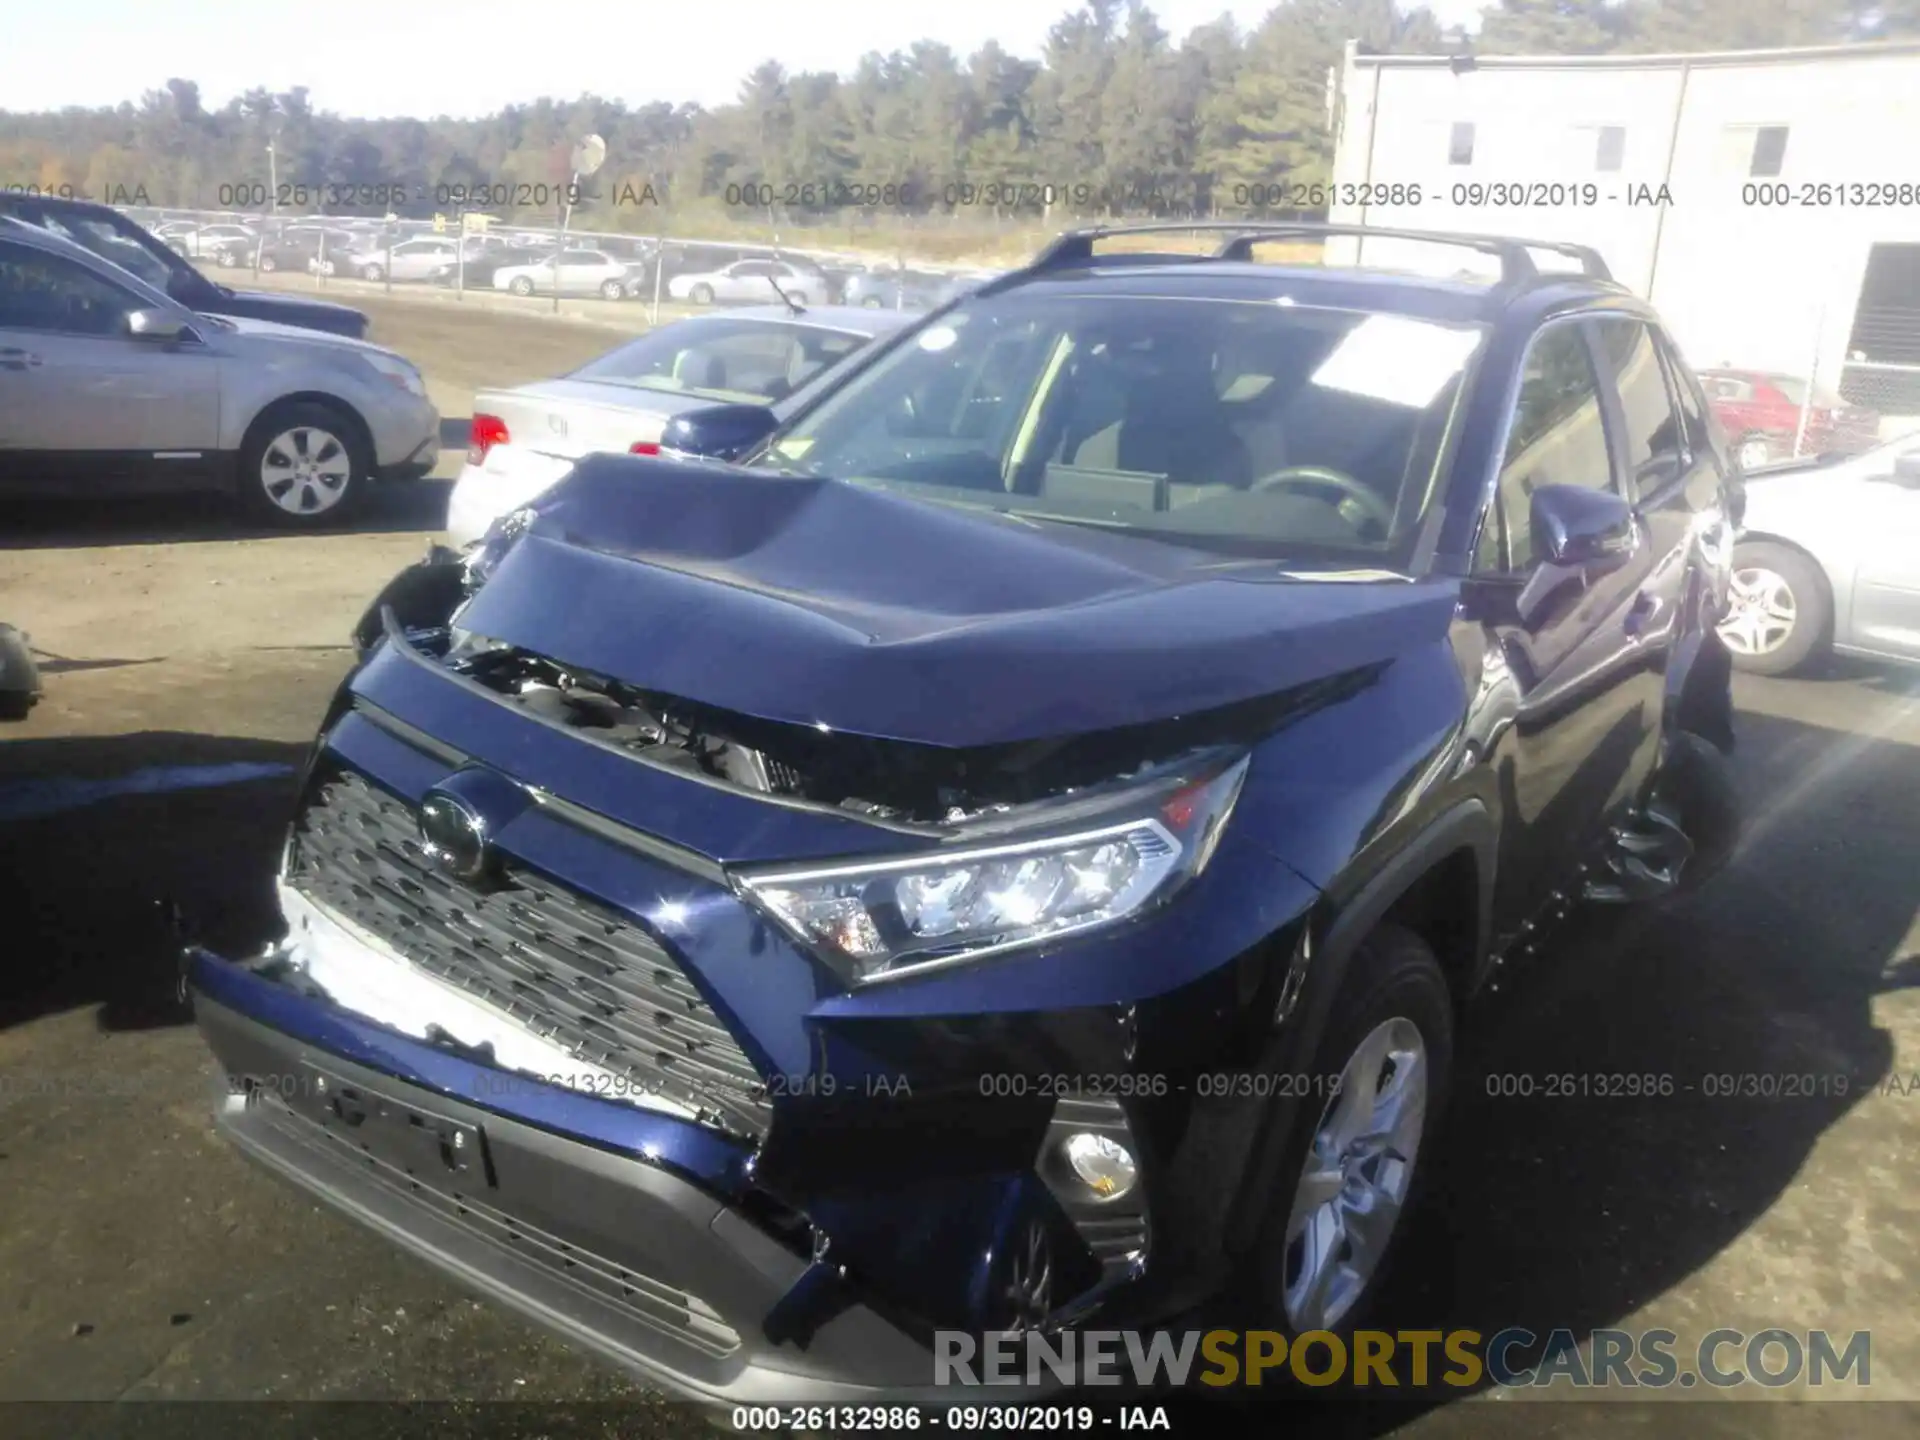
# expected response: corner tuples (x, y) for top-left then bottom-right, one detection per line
(1221, 797), (1497, 1260)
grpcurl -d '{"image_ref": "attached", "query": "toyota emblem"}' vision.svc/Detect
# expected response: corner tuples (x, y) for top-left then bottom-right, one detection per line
(419, 791), (490, 882)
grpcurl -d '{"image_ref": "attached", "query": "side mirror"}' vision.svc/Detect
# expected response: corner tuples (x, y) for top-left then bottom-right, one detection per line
(659, 403), (779, 462)
(1531, 482), (1638, 572)
(127, 307), (193, 342)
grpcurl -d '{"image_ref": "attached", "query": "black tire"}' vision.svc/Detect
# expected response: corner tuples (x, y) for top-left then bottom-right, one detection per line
(1719, 540), (1829, 677)
(258, 253), (278, 273)
(599, 279), (624, 300)
(361, 262), (384, 282)
(237, 401), (372, 529)
(861, 295), (884, 308)
(509, 276), (535, 297)
(690, 282), (714, 305)
(1246, 923), (1453, 1337)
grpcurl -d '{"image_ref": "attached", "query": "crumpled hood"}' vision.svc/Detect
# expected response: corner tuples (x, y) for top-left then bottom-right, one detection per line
(450, 454), (1460, 746)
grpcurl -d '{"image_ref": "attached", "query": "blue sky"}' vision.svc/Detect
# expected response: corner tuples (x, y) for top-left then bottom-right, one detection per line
(0, 0), (1487, 118)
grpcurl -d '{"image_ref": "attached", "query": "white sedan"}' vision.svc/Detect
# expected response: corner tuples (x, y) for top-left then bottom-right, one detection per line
(446, 305), (909, 547)
(491, 247), (632, 300)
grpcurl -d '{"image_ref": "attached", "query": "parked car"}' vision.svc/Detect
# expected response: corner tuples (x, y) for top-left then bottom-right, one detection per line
(184, 222), (1741, 1405)
(452, 244), (537, 290)
(177, 222), (260, 261)
(0, 193), (369, 338)
(1718, 432), (1920, 674)
(492, 247), (632, 299)
(1698, 368), (1881, 469)
(0, 223), (436, 524)
(839, 265), (959, 311)
(251, 225), (360, 275)
(343, 236), (462, 283)
(447, 304), (912, 546)
(667, 257), (828, 306)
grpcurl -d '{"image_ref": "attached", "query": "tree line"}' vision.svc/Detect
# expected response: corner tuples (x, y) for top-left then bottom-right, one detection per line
(0, 0), (1910, 229)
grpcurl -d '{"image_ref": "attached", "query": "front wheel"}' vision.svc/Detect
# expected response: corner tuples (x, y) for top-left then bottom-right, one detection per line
(509, 276), (535, 297)
(258, 254), (278, 273)
(360, 263), (384, 282)
(1733, 432), (1776, 470)
(599, 279), (625, 300)
(239, 402), (369, 528)
(1717, 540), (1828, 676)
(1249, 924), (1452, 1335)
(689, 282), (714, 305)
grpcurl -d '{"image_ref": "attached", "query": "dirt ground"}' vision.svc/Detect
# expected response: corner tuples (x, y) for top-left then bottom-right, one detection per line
(1, 295), (1917, 1439)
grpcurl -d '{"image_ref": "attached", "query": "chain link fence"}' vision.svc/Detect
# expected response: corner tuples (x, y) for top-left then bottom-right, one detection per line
(118, 202), (1002, 326)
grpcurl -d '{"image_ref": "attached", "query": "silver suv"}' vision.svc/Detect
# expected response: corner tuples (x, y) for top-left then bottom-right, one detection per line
(0, 222), (438, 526)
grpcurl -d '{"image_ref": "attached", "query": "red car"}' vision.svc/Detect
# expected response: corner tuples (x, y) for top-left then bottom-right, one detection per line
(1698, 368), (1880, 468)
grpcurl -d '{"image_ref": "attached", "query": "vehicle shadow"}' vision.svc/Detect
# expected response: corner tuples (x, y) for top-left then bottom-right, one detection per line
(0, 477), (451, 550)
(1196, 702), (1913, 1429)
(0, 730), (305, 1035)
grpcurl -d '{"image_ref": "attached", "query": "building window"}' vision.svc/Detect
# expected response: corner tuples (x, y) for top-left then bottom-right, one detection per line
(1595, 125), (1625, 172)
(1449, 122), (1475, 166)
(1750, 125), (1789, 177)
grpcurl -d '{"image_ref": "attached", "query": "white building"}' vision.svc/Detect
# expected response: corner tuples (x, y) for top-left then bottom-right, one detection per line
(1327, 39), (1920, 427)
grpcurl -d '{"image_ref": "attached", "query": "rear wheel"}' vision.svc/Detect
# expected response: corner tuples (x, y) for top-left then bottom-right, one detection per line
(1249, 924), (1452, 1335)
(361, 262), (384, 282)
(1718, 540), (1828, 676)
(690, 282), (715, 305)
(599, 279), (625, 300)
(258, 253), (278, 273)
(239, 402), (370, 528)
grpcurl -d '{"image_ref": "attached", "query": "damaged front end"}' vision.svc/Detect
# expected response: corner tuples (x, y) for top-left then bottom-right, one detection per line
(193, 484), (1422, 1401)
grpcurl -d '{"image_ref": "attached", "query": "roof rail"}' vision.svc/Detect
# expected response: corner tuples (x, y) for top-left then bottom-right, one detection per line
(1020, 220), (1613, 285)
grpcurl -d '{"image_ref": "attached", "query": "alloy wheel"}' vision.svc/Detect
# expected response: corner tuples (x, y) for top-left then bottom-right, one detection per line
(1736, 436), (1774, 470)
(1281, 1017), (1427, 1332)
(259, 425), (353, 516)
(1718, 565), (1797, 657)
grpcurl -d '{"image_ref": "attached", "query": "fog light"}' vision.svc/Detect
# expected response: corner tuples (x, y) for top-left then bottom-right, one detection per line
(1061, 1131), (1138, 1202)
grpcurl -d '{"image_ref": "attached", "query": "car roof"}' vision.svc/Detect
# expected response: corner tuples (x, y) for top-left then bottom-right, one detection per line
(673, 303), (914, 338)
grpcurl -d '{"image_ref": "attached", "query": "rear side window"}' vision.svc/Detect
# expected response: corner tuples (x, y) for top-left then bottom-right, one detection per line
(1481, 321), (1614, 572)
(1590, 316), (1685, 492)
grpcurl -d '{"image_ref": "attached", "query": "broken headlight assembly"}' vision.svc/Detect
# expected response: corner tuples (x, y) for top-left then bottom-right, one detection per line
(463, 503), (540, 587)
(732, 750), (1250, 984)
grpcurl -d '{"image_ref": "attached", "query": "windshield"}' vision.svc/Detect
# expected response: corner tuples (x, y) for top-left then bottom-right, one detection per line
(569, 317), (871, 404)
(752, 294), (1483, 559)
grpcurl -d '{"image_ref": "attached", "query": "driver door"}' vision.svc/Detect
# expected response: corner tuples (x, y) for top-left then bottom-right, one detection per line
(0, 236), (221, 486)
(1475, 315), (1665, 937)
(1849, 449), (1920, 659)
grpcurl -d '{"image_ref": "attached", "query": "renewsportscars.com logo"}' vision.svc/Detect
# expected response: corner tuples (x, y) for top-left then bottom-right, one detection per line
(934, 1327), (1873, 1390)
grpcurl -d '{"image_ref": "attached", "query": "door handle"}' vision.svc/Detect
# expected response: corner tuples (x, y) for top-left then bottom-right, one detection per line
(1625, 590), (1660, 636)
(0, 348), (44, 370)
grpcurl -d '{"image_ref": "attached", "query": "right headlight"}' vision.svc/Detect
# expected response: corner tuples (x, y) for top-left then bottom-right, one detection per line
(733, 750), (1250, 985)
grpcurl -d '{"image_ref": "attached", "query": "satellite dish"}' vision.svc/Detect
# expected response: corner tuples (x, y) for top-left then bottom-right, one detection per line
(571, 134), (607, 177)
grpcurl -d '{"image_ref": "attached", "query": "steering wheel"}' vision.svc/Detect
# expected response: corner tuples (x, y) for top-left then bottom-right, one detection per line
(1249, 465), (1396, 533)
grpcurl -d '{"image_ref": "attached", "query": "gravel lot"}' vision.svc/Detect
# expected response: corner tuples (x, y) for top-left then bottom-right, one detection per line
(1, 294), (1916, 1438)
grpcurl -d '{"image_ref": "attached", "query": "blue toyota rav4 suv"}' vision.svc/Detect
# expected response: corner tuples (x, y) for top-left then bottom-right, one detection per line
(186, 222), (1742, 1404)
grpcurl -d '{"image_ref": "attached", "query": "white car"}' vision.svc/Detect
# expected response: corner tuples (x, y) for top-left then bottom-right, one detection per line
(1719, 433), (1920, 675)
(491, 247), (631, 299)
(342, 237), (461, 283)
(667, 258), (826, 306)
(446, 305), (910, 547)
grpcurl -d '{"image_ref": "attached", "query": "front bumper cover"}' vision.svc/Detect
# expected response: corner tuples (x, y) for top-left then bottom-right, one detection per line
(193, 960), (947, 1406)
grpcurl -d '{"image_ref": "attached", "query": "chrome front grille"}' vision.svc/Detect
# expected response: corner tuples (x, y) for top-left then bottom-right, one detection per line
(286, 767), (771, 1139)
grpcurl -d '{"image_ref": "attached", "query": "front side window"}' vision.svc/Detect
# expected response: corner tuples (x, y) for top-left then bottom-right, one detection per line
(0, 241), (140, 337)
(1484, 321), (1615, 572)
(570, 319), (868, 404)
(1590, 317), (1685, 492)
(754, 295), (1483, 562)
